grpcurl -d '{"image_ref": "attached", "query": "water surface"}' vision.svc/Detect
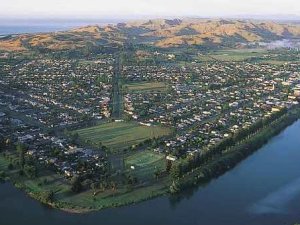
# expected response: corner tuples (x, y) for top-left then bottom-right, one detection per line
(1, 120), (300, 225)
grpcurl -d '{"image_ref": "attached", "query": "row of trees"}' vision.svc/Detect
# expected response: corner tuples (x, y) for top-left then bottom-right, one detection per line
(0, 142), (38, 179)
(169, 106), (299, 192)
(70, 174), (121, 196)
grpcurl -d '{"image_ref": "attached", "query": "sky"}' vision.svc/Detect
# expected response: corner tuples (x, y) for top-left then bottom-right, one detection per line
(0, 0), (299, 19)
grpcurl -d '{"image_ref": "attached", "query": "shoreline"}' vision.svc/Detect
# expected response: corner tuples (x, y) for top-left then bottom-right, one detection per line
(1, 106), (300, 213)
(1, 175), (169, 214)
(173, 106), (300, 192)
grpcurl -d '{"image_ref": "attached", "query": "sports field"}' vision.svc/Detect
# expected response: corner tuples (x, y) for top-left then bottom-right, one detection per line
(74, 121), (172, 150)
(125, 150), (165, 181)
(124, 82), (167, 92)
(197, 49), (267, 62)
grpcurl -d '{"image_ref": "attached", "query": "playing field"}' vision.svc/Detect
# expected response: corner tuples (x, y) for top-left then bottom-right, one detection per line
(256, 59), (300, 65)
(75, 121), (172, 150)
(125, 150), (165, 181)
(198, 49), (267, 62)
(124, 82), (167, 92)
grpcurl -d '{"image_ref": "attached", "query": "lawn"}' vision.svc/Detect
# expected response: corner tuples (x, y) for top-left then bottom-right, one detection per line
(257, 59), (300, 65)
(61, 178), (169, 210)
(124, 82), (167, 92)
(198, 49), (267, 62)
(0, 156), (9, 170)
(0, 153), (169, 212)
(61, 151), (168, 209)
(125, 151), (165, 181)
(74, 121), (172, 150)
(0, 152), (70, 203)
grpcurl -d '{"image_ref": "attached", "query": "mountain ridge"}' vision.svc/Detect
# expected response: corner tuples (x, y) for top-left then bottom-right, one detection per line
(0, 18), (300, 51)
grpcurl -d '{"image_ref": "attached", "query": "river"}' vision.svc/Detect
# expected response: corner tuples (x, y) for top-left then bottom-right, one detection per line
(1, 120), (300, 225)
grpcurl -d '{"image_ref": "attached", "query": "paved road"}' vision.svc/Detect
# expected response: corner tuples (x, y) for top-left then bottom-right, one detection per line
(111, 54), (123, 119)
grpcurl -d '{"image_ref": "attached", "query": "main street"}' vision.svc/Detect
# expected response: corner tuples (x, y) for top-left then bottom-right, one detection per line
(111, 54), (123, 119)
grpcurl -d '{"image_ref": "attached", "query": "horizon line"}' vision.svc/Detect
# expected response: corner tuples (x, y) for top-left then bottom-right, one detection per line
(1, 13), (300, 21)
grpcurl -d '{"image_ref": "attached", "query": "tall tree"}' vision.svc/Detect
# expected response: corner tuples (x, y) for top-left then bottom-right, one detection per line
(16, 143), (26, 168)
(71, 176), (82, 193)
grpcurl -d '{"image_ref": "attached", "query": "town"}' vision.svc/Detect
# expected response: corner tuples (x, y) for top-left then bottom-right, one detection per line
(0, 46), (300, 210)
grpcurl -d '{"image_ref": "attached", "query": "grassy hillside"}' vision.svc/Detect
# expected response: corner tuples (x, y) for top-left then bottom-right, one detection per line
(0, 19), (300, 52)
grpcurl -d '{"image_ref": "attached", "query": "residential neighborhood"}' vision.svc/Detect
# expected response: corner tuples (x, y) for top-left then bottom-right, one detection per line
(1, 49), (300, 181)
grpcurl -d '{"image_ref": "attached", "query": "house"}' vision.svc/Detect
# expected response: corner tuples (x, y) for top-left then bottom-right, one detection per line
(166, 155), (177, 161)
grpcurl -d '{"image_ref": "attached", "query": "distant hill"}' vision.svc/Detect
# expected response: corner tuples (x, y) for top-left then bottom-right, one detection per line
(125, 19), (300, 47)
(1, 18), (300, 52)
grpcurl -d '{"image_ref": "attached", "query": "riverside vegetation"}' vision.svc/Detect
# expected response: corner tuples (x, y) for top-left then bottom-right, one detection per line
(0, 18), (300, 212)
(169, 106), (300, 193)
(1, 105), (300, 211)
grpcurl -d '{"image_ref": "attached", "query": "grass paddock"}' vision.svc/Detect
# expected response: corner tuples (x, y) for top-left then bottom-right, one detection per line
(125, 150), (166, 181)
(74, 121), (172, 150)
(124, 82), (167, 92)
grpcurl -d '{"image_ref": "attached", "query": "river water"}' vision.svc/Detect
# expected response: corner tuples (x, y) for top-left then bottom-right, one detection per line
(1, 120), (300, 225)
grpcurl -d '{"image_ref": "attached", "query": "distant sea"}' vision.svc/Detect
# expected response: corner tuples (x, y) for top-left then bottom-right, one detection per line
(0, 20), (122, 35)
(0, 25), (76, 35)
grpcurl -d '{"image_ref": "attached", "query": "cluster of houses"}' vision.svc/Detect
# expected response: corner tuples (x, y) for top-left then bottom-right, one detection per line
(123, 60), (300, 156)
(0, 109), (108, 178)
(0, 57), (114, 129)
(0, 50), (299, 179)
(0, 56), (117, 179)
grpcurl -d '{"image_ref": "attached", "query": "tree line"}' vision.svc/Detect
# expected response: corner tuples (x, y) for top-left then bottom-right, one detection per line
(169, 106), (300, 193)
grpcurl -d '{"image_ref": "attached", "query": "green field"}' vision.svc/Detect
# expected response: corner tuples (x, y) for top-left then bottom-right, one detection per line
(0, 152), (70, 202)
(124, 82), (167, 92)
(75, 121), (172, 150)
(0, 156), (9, 171)
(257, 59), (300, 65)
(60, 178), (168, 211)
(125, 151), (165, 181)
(197, 49), (267, 62)
(0, 152), (169, 212)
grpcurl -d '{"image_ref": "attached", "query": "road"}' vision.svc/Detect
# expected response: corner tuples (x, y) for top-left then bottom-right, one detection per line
(111, 54), (123, 119)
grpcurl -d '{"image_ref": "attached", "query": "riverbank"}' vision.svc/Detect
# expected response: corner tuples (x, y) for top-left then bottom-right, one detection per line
(0, 106), (300, 213)
(173, 106), (300, 191)
(2, 119), (300, 225)
(0, 155), (170, 213)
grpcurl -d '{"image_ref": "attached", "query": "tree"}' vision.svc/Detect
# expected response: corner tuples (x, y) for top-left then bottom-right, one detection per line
(0, 171), (6, 180)
(42, 190), (54, 203)
(0, 138), (4, 152)
(7, 163), (14, 170)
(90, 182), (97, 196)
(166, 160), (172, 173)
(24, 165), (37, 178)
(71, 176), (82, 193)
(16, 143), (26, 168)
(154, 168), (161, 180)
(170, 163), (182, 179)
(169, 180), (181, 194)
(71, 133), (79, 145)
(111, 181), (117, 191)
